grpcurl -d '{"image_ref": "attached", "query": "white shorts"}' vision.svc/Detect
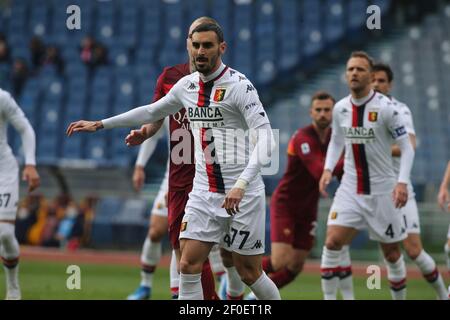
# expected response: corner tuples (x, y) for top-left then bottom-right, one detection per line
(400, 196), (420, 234)
(328, 187), (407, 244)
(150, 171), (168, 217)
(0, 159), (19, 220)
(180, 188), (266, 255)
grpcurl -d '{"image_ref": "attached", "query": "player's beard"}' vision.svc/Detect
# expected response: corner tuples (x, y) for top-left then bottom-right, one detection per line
(194, 49), (220, 76)
(315, 118), (331, 129)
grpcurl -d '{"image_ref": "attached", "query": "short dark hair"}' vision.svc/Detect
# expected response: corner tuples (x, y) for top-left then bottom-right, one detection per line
(190, 23), (224, 43)
(372, 62), (394, 82)
(311, 91), (335, 105)
(349, 51), (374, 70)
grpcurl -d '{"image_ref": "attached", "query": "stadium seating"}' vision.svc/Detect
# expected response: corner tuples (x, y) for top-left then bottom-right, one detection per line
(1, 0), (393, 170)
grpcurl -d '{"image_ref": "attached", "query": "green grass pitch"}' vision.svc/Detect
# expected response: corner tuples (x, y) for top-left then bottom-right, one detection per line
(0, 260), (442, 300)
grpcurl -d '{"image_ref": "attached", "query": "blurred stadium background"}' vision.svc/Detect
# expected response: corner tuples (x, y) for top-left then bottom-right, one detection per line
(0, 0), (449, 299)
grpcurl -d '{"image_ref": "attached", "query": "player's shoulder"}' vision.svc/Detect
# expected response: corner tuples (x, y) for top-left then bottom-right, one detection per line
(160, 63), (190, 84)
(372, 91), (392, 107)
(0, 88), (14, 108)
(225, 67), (256, 90)
(333, 95), (351, 111)
(391, 96), (412, 113)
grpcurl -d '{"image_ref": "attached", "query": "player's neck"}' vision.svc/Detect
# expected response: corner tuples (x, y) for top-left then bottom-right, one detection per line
(351, 88), (374, 106)
(199, 61), (225, 82)
(312, 123), (330, 143)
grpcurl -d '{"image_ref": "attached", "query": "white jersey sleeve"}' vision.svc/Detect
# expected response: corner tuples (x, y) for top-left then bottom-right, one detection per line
(0, 91), (36, 165)
(400, 104), (415, 136)
(102, 79), (186, 129)
(234, 80), (270, 129)
(382, 102), (409, 142)
(324, 103), (345, 171)
(382, 103), (414, 184)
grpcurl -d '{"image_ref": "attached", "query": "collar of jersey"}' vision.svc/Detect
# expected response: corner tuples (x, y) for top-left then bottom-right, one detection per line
(350, 89), (375, 106)
(199, 63), (226, 83)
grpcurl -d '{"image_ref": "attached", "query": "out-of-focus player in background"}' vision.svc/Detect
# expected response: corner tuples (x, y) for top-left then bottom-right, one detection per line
(245, 91), (344, 300)
(337, 63), (448, 300)
(66, 23), (280, 300)
(0, 88), (40, 299)
(126, 119), (176, 299)
(437, 160), (450, 295)
(319, 51), (415, 300)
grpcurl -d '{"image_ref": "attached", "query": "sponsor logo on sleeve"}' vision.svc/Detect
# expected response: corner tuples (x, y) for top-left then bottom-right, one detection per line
(392, 126), (406, 138)
(330, 211), (338, 220)
(301, 142), (311, 154)
(181, 221), (187, 232)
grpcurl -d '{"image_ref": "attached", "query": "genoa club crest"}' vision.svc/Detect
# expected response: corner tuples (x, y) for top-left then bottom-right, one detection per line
(368, 111), (378, 122)
(213, 88), (226, 102)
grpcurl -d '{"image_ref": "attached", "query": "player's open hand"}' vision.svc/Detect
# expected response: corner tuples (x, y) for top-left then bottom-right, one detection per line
(22, 165), (40, 192)
(222, 188), (245, 216)
(437, 187), (450, 211)
(132, 166), (145, 192)
(125, 126), (149, 146)
(66, 120), (103, 136)
(393, 183), (408, 208)
(319, 170), (332, 197)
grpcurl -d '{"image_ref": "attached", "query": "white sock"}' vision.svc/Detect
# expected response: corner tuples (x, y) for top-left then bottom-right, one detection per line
(339, 245), (354, 300)
(414, 250), (448, 300)
(140, 237), (161, 287)
(225, 266), (245, 298)
(0, 223), (20, 297)
(169, 250), (180, 291)
(179, 273), (203, 300)
(385, 256), (407, 300)
(320, 247), (341, 300)
(209, 244), (225, 275)
(249, 272), (281, 300)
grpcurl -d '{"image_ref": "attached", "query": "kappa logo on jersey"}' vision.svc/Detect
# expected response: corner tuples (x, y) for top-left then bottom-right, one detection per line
(246, 84), (255, 93)
(368, 111), (378, 122)
(181, 221), (187, 232)
(341, 108), (349, 114)
(187, 82), (197, 90)
(330, 211), (338, 220)
(301, 142), (311, 154)
(251, 240), (262, 249)
(238, 75), (247, 82)
(229, 69), (236, 76)
(344, 127), (375, 144)
(213, 88), (226, 102)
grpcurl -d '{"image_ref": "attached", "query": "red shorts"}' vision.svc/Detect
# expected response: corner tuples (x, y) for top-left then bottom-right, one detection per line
(168, 186), (192, 249)
(270, 201), (317, 251)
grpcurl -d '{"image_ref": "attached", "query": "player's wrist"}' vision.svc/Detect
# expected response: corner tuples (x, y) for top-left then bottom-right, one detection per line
(96, 121), (104, 131)
(233, 179), (248, 190)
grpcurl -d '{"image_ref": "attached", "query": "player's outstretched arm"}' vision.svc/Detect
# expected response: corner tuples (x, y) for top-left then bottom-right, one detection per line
(66, 120), (103, 136)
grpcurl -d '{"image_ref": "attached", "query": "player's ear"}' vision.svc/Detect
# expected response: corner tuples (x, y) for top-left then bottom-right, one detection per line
(219, 41), (227, 55)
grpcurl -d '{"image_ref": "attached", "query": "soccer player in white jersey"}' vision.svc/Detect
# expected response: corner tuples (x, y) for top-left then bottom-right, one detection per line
(437, 160), (450, 298)
(66, 23), (280, 300)
(127, 119), (176, 299)
(0, 88), (40, 299)
(319, 51), (415, 300)
(337, 63), (448, 300)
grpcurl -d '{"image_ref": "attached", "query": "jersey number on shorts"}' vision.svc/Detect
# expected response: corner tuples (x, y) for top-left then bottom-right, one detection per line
(385, 224), (394, 239)
(223, 228), (250, 249)
(0, 193), (11, 208)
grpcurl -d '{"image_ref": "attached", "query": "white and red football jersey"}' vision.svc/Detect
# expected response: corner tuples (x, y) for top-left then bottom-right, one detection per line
(329, 90), (409, 195)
